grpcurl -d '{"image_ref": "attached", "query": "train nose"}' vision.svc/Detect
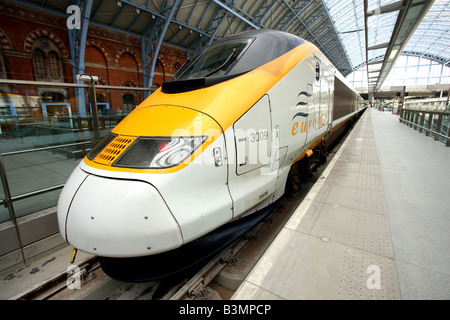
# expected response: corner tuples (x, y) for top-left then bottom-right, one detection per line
(57, 165), (183, 258)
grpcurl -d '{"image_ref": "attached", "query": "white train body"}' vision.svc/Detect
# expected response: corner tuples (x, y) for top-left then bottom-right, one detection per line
(57, 30), (363, 258)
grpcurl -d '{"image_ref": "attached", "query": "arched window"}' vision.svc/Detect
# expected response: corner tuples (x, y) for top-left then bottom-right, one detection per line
(0, 46), (8, 80)
(96, 93), (105, 103)
(48, 51), (61, 77)
(32, 37), (63, 82)
(33, 49), (46, 76)
(123, 94), (135, 104)
(153, 59), (166, 83)
(122, 93), (136, 113)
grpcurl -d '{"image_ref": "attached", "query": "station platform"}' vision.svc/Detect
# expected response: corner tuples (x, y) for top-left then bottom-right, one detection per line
(232, 108), (450, 300)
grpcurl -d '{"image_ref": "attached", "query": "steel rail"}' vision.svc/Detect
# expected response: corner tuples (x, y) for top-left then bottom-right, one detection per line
(164, 216), (269, 300)
(9, 255), (100, 300)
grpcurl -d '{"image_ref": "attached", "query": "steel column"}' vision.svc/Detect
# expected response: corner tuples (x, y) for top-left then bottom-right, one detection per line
(212, 0), (260, 29)
(68, 0), (93, 116)
(149, 0), (180, 87)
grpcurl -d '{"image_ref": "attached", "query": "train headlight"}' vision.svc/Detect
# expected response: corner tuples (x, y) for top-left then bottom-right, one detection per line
(112, 136), (207, 169)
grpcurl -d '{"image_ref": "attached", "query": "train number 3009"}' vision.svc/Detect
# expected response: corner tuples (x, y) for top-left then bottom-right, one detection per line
(249, 130), (269, 143)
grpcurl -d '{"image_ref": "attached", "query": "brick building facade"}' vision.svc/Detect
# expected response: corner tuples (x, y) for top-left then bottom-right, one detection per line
(0, 1), (187, 115)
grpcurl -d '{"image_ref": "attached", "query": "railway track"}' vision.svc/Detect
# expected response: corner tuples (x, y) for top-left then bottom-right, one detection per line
(9, 121), (352, 301)
(162, 214), (272, 300)
(9, 255), (101, 300)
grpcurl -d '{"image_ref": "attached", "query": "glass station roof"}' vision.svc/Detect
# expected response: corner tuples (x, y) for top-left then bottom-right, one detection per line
(324, 0), (366, 70)
(403, 0), (450, 64)
(325, 0), (450, 74)
(12, 0), (450, 88)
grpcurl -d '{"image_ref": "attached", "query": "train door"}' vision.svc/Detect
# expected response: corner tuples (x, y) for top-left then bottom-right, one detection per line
(289, 58), (314, 153)
(306, 58), (332, 143)
(302, 83), (313, 148)
(327, 73), (334, 132)
(318, 64), (331, 137)
(304, 59), (321, 147)
(227, 95), (278, 218)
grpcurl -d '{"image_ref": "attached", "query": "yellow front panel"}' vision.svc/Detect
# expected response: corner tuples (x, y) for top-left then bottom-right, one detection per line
(85, 105), (223, 174)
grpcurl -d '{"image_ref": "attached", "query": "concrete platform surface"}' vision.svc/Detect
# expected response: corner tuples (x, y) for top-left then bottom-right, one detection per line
(232, 108), (450, 300)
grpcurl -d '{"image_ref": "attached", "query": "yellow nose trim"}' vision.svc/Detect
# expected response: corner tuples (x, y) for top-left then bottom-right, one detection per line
(93, 135), (137, 166)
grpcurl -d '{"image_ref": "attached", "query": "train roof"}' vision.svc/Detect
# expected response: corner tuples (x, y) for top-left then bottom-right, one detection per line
(214, 29), (306, 75)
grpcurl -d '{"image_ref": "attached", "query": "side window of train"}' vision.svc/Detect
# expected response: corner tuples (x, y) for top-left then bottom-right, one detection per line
(315, 62), (320, 82)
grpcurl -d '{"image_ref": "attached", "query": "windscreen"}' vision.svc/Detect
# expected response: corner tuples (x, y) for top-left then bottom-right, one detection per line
(174, 39), (251, 80)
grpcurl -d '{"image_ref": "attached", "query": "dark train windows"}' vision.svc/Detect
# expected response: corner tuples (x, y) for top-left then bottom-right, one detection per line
(315, 62), (320, 82)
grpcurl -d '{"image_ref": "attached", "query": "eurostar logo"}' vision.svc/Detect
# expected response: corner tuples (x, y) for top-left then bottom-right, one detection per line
(296, 91), (311, 106)
(292, 112), (309, 120)
(292, 91), (310, 120)
(292, 90), (310, 135)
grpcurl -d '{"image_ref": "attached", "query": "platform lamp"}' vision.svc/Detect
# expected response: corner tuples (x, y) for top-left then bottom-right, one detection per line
(76, 74), (101, 145)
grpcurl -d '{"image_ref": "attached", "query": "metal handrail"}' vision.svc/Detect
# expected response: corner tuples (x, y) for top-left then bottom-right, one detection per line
(0, 152), (26, 262)
(96, 84), (156, 91)
(399, 118), (450, 140)
(0, 78), (155, 90)
(0, 141), (91, 207)
(402, 108), (450, 115)
(1, 141), (91, 156)
(399, 108), (450, 146)
(0, 78), (90, 88)
(0, 140), (92, 206)
(0, 184), (65, 206)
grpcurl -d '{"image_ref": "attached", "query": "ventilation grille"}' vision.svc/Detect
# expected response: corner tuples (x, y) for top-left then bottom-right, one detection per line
(93, 136), (135, 166)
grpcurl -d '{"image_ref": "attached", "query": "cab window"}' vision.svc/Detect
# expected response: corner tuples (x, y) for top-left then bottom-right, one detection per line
(174, 39), (251, 80)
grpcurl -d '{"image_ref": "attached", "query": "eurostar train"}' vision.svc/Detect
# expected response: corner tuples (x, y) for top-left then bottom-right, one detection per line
(57, 30), (364, 267)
